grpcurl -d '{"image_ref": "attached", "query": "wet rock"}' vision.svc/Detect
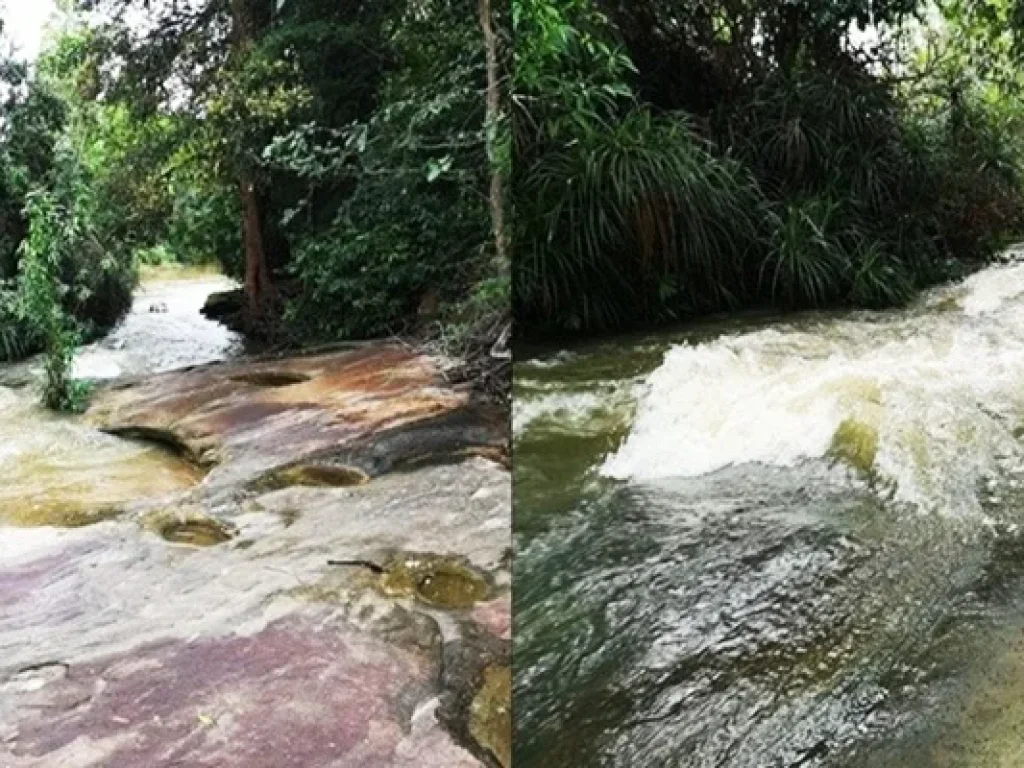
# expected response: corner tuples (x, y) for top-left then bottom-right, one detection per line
(437, 621), (512, 768)
(200, 288), (244, 328)
(2, 343), (509, 767)
(0, 452), (509, 767)
(1, 613), (471, 768)
(87, 346), (502, 487)
(471, 599), (512, 641)
(932, 295), (962, 313)
(470, 666), (512, 768)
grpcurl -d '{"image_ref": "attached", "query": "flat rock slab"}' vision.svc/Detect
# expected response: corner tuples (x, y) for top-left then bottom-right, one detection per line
(86, 346), (474, 485)
(0, 459), (510, 767)
(2, 612), (477, 768)
(2, 345), (510, 767)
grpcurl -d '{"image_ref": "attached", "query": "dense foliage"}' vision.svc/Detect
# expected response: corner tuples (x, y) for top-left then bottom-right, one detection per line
(71, 0), (509, 346)
(0, 0), (510, 397)
(514, 0), (1024, 334)
(0, 33), (136, 386)
(20, 187), (94, 411)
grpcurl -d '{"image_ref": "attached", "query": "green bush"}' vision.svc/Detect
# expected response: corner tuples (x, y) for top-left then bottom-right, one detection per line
(513, 1), (1024, 335)
(268, 4), (495, 343)
(516, 108), (764, 330)
(19, 188), (91, 412)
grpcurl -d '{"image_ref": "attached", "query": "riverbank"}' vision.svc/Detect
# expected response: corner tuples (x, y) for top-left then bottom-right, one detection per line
(0, 272), (511, 767)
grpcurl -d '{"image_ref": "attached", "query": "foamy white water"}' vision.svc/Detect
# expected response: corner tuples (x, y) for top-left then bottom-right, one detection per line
(594, 261), (1024, 515)
(73, 272), (239, 380)
(513, 382), (640, 437)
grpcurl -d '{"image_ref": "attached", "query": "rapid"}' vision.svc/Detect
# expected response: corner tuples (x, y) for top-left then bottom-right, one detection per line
(514, 258), (1024, 767)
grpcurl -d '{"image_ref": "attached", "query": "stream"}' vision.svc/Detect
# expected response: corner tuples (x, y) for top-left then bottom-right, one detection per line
(0, 268), (238, 535)
(514, 259), (1024, 767)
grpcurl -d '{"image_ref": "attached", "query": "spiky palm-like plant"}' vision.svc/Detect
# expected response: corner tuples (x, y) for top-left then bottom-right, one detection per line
(516, 109), (765, 331)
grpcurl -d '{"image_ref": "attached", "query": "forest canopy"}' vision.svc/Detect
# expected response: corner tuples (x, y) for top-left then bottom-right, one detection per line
(513, 0), (1024, 334)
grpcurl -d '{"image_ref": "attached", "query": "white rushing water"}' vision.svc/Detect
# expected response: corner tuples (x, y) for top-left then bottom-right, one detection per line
(512, 381), (640, 437)
(73, 271), (239, 380)
(597, 261), (1024, 516)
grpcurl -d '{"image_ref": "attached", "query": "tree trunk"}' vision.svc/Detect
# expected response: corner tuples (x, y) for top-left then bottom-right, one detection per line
(479, 0), (508, 275)
(229, 0), (274, 323)
(239, 176), (273, 321)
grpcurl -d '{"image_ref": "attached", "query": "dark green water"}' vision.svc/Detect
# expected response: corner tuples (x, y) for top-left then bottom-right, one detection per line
(514, 262), (1024, 767)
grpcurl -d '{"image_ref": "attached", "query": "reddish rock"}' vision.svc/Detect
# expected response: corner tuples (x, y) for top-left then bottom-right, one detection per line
(2, 342), (510, 767)
(472, 598), (512, 641)
(86, 347), (467, 482)
(3, 612), (480, 767)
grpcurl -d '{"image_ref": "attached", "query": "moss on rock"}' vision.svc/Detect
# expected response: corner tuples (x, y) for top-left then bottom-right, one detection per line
(470, 665), (511, 768)
(828, 417), (879, 474)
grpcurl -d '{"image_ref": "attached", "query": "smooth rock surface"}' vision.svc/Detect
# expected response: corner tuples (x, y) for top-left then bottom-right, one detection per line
(86, 346), (484, 483)
(2, 328), (510, 765)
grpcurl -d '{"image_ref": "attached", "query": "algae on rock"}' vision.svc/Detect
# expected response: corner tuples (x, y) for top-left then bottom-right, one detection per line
(828, 417), (879, 474)
(379, 554), (490, 609)
(470, 665), (511, 768)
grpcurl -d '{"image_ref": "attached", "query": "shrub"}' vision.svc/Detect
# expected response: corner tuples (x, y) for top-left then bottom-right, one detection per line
(19, 188), (90, 411)
(516, 108), (765, 331)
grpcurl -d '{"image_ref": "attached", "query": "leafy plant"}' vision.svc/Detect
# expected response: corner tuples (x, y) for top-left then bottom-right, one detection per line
(513, 0), (1024, 335)
(19, 188), (90, 412)
(517, 108), (763, 330)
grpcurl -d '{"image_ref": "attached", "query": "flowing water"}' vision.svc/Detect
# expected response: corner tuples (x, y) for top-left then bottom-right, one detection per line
(0, 268), (239, 530)
(514, 259), (1024, 767)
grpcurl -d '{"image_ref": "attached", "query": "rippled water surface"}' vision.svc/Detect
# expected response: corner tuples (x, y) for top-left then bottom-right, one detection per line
(514, 260), (1024, 767)
(0, 268), (238, 527)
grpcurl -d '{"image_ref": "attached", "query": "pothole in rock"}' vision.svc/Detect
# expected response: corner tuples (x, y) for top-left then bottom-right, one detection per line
(380, 555), (491, 609)
(144, 510), (235, 547)
(160, 520), (233, 546)
(254, 463), (370, 492)
(230, 370), (311, 388)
